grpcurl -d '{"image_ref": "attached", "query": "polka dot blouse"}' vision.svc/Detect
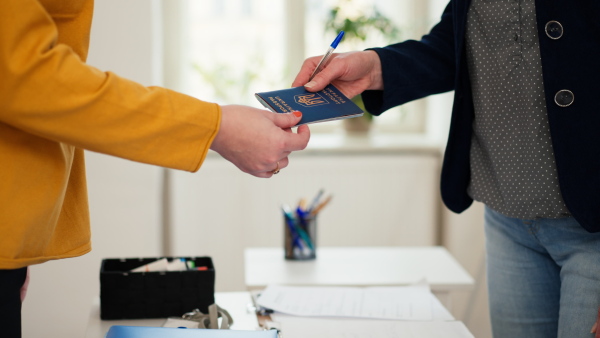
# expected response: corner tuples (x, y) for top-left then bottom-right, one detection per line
(464, 0), (570, 219)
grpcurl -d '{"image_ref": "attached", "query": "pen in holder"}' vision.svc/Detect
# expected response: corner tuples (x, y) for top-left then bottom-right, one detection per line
(282, 191), (331, 260)
(283, 211), (317, 260)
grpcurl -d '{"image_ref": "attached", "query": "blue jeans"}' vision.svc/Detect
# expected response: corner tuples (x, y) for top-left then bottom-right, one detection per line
(484, 206), (600, 338)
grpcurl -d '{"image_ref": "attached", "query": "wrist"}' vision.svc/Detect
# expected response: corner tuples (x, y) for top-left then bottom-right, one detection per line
(209, 105), (228, 152)
(365, 50), (384, 90)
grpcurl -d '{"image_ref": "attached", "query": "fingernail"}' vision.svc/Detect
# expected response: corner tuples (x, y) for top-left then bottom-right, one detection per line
(293, 111), (302, 117)
(304, 81), (316, 88)
(591, 321), (597, 333)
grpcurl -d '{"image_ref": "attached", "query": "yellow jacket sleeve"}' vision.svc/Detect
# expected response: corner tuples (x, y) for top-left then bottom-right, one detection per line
(0, 0), (220, 172)
(0, 0), (221, 269)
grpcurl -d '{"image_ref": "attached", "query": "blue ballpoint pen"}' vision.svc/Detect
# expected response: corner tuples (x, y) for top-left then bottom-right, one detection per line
(282, 205), (304, 250)
(308, 31), (345, 82)
(284, 204), (314, 253)
(294, 207), (315, 251)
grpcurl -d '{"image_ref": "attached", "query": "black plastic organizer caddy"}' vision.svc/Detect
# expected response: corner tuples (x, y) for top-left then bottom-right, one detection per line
(100, 256), (215, 320)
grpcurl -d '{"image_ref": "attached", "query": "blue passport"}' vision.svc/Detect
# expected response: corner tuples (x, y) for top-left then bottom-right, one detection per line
(255, 84), (364, 126)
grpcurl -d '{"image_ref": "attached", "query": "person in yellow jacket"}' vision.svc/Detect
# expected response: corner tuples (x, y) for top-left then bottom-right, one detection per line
(0, 0), (310, 336)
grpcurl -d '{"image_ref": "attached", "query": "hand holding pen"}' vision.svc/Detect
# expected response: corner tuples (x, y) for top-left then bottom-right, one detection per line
(292, 32), (384, 98)
(308, 31), (345, 82)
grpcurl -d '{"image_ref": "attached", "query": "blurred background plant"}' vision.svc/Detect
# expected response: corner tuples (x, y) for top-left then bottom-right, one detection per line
(192, 63), (259, 106)
(324, 0), (401, 130)
(325, 0), (401, 50)
(192, 52), (285, 106)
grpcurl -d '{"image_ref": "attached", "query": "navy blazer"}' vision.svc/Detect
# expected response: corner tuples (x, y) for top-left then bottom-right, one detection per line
(363, 0), (600, 232)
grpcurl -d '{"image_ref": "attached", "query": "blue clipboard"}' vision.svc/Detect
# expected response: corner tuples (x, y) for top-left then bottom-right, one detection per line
(105, 326), (278, 338)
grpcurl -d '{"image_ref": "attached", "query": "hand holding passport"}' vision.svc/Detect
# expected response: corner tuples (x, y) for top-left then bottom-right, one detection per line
(255, 84), (364, 126)
(256, 31), (364, 126)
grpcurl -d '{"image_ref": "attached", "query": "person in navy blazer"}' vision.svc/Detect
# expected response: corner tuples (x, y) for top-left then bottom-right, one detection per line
(293, 1), (600, 337)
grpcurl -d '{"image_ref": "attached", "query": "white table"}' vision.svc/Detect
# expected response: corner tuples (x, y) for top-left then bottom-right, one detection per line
(85, 292), (260, 338)
(244, 246), (474, 309)
(85, 280), (474, 338)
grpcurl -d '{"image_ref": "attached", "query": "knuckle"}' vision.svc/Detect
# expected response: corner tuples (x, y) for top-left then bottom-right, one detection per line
(265, 155), (279, 165)
(272, 138), (287, 153)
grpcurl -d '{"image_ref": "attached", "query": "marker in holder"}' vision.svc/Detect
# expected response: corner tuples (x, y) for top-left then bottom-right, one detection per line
(282, 205), (317, 260)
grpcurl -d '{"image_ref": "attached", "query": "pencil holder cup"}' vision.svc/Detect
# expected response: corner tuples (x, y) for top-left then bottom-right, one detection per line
(284, 214), (317, 260)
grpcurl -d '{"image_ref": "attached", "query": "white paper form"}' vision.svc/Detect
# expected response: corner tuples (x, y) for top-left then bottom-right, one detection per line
(256, 284), (435, 321)
(268, 315), (475, 338)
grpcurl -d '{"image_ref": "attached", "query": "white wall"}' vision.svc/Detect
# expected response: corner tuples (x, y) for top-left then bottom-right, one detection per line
(169, 149), (442, 292)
